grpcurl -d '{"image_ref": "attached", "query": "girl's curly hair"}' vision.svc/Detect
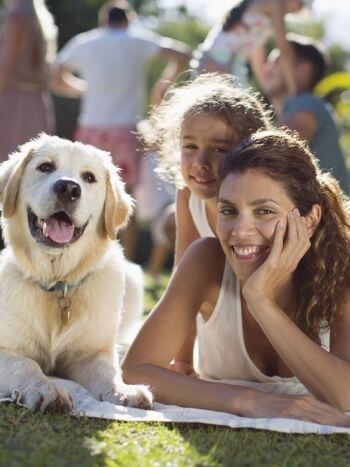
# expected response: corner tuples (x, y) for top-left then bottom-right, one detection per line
(140, 73), (271, 188)
(220, 128), (350, 343)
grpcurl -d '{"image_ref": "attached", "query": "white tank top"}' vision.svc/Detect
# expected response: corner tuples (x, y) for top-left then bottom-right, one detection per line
(196, 261), (330, 395)
(188, 193), (215, 238)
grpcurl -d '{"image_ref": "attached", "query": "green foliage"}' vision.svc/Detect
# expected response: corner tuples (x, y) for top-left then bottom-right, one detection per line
(129, 0), (159, 15)
(156, 18), (208, 49)
(328, 45), (350, 74)
(287, 17), (325, 40)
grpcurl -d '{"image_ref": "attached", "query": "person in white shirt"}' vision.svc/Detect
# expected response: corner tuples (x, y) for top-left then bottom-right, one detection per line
(51, 0), (190, 258)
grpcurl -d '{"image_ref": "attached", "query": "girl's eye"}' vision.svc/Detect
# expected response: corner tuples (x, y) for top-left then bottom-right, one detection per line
(82, 171), (96, 183)
(37, 162), (55, 173)
(213, 147), (228, 154)
(183, 144), (197, 150)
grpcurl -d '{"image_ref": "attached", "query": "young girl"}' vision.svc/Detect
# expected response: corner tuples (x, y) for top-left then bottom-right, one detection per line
(145, 73), (271, 262)
(123, 128), (350, 426)
(143, 73), (271, 375)
(193, 0), (307, 93)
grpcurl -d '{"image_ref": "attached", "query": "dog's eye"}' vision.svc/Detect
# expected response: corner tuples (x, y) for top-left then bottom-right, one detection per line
(82, 172), (96, 183)
(37, 162), (55, 173)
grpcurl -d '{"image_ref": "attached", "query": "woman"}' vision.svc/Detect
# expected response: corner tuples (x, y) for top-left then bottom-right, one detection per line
(0, 0), (57, 162)
(123, 128), (350, 426)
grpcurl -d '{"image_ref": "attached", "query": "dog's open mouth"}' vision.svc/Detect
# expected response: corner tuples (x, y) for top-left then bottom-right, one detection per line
(27, 208), (88, 248)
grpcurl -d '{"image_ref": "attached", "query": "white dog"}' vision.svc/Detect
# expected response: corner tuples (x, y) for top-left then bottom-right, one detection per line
(0, 134), (152, 412)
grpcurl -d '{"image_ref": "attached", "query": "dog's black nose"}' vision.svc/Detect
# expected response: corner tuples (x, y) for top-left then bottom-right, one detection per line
(53, 178), (81, 203)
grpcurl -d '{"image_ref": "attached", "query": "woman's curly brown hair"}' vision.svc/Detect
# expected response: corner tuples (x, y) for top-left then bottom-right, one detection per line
(220, 128), (350, 343)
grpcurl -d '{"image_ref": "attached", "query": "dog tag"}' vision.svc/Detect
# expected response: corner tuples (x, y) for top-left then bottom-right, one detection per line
(58, 296), (71, 325)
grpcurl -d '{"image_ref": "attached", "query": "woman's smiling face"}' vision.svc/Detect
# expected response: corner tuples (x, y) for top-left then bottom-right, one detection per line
(217, 169), (296, 283)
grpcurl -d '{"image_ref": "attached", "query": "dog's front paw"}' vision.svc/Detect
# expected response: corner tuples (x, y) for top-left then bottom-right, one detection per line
(123, 384), (153, 410)
(102, 384), (153, 410)
(19, 381), (73, 413)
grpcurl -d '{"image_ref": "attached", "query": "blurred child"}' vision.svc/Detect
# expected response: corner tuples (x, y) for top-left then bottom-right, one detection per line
(193, 0), (307, 93)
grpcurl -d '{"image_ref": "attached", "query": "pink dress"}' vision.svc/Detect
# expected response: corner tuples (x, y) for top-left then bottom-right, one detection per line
(0, 6), (55, 162)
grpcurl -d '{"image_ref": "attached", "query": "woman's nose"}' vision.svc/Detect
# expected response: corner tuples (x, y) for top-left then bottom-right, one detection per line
(230, 216), (255, 237)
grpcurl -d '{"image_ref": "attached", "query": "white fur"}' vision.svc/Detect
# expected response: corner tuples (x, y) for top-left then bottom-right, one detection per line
(0, 134), (152, 412)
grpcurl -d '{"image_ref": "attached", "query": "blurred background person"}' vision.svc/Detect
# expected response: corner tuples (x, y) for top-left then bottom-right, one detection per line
(252, 33), (349, 193)
(0, 0), (57, 162)
(51, 0), (190, 260)
(192, 0), (306, 92)
(133, 151), (175, 284)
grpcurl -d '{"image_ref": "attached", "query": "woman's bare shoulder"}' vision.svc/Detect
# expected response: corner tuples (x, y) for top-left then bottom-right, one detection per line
(177, 237), (225, 283)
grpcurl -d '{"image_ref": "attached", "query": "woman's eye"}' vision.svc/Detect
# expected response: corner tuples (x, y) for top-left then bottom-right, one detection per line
(219, 207), (236, 216)
(256, 208), (275, 216)
(37, 162), (55, 173)
(82, 171), (96, 183)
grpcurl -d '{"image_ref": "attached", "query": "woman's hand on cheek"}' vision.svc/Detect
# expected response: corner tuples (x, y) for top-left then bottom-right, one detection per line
(242, 209), (311, 304)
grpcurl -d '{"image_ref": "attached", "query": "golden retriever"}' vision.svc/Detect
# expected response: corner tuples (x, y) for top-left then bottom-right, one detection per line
(0, 134), (152, 412)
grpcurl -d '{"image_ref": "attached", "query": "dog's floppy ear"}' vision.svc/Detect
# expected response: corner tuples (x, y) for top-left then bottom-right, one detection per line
(0, 149), (34, 217)
(104, 168), (134, 239)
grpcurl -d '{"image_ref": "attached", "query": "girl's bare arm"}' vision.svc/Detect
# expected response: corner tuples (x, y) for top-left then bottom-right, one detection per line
(172, 188), (202, 369)
(174, 188), (200, 264)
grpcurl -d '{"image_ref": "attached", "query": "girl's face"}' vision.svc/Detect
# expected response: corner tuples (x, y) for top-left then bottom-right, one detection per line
(180, 113), (236, 200)
(217, 169), (295, 283)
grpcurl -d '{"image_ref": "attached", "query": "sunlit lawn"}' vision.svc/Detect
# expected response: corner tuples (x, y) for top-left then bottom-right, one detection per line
(1, 402), (350, 467)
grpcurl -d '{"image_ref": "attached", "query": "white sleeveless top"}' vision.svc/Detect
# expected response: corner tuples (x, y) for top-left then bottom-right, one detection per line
(196, 261), (330, 395)
(188, 193), (215, 238)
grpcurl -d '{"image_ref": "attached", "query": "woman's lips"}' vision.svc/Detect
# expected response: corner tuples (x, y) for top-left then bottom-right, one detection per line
(231, 244), (270, 260)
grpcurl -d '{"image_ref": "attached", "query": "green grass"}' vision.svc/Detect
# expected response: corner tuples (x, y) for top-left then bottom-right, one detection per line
(1, 404), (350, 467)
(144, 271), (171, 315)
(1, 271), (350, 466)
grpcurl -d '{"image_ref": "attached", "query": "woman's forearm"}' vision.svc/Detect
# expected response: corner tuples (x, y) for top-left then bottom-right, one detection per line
(122, 361), (350, 426)
(123, 362), (255, 415)
(246, 296), (350, 410)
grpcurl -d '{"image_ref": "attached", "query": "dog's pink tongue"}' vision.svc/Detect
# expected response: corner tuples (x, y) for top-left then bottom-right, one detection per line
(44, 217), (74, 243)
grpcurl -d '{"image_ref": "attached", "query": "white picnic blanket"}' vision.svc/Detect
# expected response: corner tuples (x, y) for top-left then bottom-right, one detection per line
(1, 377), (350, 434)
